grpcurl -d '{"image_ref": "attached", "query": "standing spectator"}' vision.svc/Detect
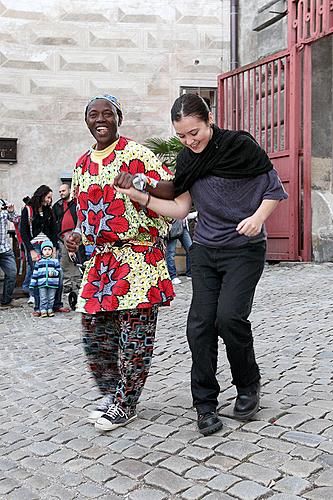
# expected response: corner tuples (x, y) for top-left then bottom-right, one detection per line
(29, 240), (61, 317)
(65, 93), (174, 432)
(53, 183), (85, 294)
(20, 185), (70, 316)
(0, 198), (19, 307)
(166, 217), (192, 285)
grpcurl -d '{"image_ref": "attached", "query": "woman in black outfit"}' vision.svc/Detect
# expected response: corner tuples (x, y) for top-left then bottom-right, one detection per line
(20, 185), (67, 316)
(114, 94), (288, 436)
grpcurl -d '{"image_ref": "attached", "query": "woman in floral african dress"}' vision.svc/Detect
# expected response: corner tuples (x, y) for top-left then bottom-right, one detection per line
(66, 94), (174, 431)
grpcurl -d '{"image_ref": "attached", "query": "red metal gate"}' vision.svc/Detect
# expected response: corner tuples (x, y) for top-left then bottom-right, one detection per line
(217, 0), (332, 261)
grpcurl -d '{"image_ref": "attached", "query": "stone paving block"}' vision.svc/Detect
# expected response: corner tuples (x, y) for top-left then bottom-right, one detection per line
(184, 465), (219, 481)
(105, 475), (137, 495)
(227, 479), (270, 499)
(24, 473), (51, 491)
(83, 463), (117, 482)
(81, 445), (107, 460)
(314, 468), (333, 486)
(250, 450), (293, 468)
(48, 448), (78, 463)
(99, 453), (123, 466)
(144, 468), (193, 494)
(279, 459), (322, 478)
(128, 488), (168, 500)
(77, 481), (107, 498)
(20, 457), (44, 471)
(136, 435), (164, 449)
(0, 458), (18, 471)
(206, 455), (240, 472)
(7, 468), (31, 482)
(66, 437), (92, 451)
(26, 441), (59, 457)
(0, 478), (20, 495)
(259, 425), (288, 438)
(297, 419), (333, 434)
(142, 451), (169, 465)
(192, 435), (227, 449)
(303, 487), (333, 499)
(274, 413), (311, 428)
(7, 486), (40, 500)
(112, 458), (152, 479)
(42, 484), (77, 500)
(180, 484), (211, 499)
(282, 431), (326, 447)
(59, 472), (84, 487)
(65, 457), (93, 472)
(258, 437), (296, 453)
(206, 472), (240, 491)
(232, 462), (281, 486)
(146, 423), (177, 439)
(274, 475), (311, 495)
(108, 439), (136, 453)
(215, 440), (261, 460)
(159, 455), (197, 474)
(290, 445), (322, 460)
(155, 439), (186, 454)
(122, 445), (150, 460)
(179, 445), (215, 461)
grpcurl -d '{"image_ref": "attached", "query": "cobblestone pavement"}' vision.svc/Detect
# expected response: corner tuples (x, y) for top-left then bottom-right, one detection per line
(0, 263), (333, 500)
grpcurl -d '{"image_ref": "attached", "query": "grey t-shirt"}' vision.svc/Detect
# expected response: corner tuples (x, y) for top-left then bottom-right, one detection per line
(190, 169), (288, 248)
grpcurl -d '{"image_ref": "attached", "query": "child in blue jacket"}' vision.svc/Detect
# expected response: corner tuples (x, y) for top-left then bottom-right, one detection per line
(29, 240), (61, 317)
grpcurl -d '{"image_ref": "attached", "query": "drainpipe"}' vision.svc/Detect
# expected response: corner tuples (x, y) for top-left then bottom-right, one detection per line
(230, 0), (239, 70)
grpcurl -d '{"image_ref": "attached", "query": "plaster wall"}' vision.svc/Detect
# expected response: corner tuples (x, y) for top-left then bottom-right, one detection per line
(0, 0), (229, 209)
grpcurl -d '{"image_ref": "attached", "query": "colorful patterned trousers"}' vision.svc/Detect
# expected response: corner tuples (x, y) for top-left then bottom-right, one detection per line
(81, 306), (158, 411)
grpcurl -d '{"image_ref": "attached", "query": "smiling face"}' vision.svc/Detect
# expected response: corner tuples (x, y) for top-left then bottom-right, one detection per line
(85, 99), (119, 150)
(173, 113), (213, 153)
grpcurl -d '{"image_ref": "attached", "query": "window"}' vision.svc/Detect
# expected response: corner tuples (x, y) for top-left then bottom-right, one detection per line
(180, 87), (217, 121)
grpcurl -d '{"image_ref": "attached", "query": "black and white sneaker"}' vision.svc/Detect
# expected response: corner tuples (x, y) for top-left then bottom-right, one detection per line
(95, 403), (137, 431)
(88, 394), (115, 423)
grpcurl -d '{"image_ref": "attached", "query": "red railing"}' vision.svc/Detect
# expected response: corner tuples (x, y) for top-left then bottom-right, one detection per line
(289, 0), (333, 46)
(218, 50), (290, 154)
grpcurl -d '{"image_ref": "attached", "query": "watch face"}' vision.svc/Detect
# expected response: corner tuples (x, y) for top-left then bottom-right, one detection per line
(132, 175), (146, 191)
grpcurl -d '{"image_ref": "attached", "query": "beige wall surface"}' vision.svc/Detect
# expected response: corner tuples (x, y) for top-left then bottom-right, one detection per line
(0, 0), (229, 208)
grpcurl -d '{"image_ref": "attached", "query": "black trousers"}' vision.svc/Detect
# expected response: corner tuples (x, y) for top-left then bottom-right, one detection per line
(187, 241), (266, 413)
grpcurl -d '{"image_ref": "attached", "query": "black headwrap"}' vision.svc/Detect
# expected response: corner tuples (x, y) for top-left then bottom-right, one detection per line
(173, 125), (273, 196)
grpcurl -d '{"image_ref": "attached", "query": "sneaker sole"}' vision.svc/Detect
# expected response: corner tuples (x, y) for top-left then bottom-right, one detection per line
(198, 419), (223, 436)
(233, 400), (260, 421)
(95, 414), (137, 431)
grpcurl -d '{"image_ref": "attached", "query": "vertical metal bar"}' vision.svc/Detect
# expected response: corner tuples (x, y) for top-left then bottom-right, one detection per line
(288, 0), (298, 48)
(217, 76), (223, 128)
(225, 78), (229, 129)
(252, 68), (257, 139)
(277, 59), (282, 150)
(258, 65), (263, 146)
(231, 76), (235, 129)
(235, 73), (239, 129)
(241, 72), (245, 129)
(246, 71), (250, 132)
(284, 56), (290, 150)
(271, 61), (275, 152)
(301, 44), (312, 261)
(264, 63), (269, 152)
(288, 45), (301, 259)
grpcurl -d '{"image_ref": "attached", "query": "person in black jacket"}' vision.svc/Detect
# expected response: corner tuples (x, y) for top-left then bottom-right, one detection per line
(52, 183), (85, 294)
(20, 184), (70, 316)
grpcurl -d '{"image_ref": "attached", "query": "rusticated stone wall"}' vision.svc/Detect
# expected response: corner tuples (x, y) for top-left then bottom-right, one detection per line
(0, 0), (229, 208)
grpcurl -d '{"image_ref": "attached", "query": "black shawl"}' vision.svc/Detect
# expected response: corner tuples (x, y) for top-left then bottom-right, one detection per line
(173, 125), (273, 196)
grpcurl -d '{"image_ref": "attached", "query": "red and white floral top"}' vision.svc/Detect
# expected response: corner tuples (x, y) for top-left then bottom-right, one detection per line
(71, 136), (175, 314)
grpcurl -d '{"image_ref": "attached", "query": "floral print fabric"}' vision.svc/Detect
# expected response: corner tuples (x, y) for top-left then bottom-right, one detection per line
(71, 136), (175, 314)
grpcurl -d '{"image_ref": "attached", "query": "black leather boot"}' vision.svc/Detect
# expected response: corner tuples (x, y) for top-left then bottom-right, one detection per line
(197, 410), (223, 436)
(233, 382), (260, 420)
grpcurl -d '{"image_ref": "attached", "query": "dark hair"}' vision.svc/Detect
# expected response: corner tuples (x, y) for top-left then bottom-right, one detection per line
(171, 93), (211, 123)
(28, 185), (52, 213)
